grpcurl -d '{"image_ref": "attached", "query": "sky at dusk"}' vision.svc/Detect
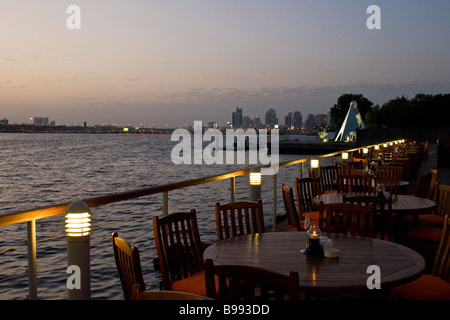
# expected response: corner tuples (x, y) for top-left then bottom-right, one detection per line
(1, 0), (449, 127)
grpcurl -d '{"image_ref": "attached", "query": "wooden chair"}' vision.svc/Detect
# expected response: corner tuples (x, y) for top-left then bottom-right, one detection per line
(407, 184), (449, 271)
(320, 165), (339, 193)
(388, 162), (406, 181)
(347, 161), (364, 171)
(204, 259), (300, 300)
(112, 232), (145, 300)
(318, 202), (374, 238)
(282, 184), (302, 231)
(336, 174), (371, 194)
(335, 162), (348, 174)
(390, 215), (450, 300)
(376, 165), (402, 180)
(426, 169), (439, 200)
(215, 200), (265, 242)
(131, 284), (212, 300)
(295, 177), (322, 226)
(153, 210), (206, 296)
(418, 184), (450, 228)
(353, 156), (369, 168)
(393, 156), (411, 180)
(343, 194), (396, 242)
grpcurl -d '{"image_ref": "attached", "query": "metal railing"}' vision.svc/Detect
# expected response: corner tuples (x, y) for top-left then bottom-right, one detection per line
(0, 140), (398, 299)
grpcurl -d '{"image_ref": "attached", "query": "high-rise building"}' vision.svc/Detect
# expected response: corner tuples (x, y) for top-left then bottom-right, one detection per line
(232, 107), (243, 129)
(306, 114), (316, 132)
(253, 116), (262, 129)
(242, 116), (253, 128)
(285, 112), (293, 128)
(292, 111), (302, 130)
(315, 114), (327, 128)
(33, 117), (49, 126)
(265, 109), (278, 129)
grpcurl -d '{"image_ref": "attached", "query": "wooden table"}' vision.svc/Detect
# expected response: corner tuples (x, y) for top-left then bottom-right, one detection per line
(203, 231), (425, 296)
(314, 193), (436, 213)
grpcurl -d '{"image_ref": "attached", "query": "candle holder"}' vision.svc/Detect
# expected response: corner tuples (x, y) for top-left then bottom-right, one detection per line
(305, 224), (324, 257)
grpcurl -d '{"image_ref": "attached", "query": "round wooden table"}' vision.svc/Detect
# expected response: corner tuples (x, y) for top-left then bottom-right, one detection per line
(314, 193), (436, 213)
(203, 231), (425, 296)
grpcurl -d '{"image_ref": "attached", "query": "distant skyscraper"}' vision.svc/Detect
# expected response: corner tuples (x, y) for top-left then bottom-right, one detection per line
(232, 107), (243, 128)
(292, 111), (302, 130)
(253, 116), (262, 129)
(306, 114), (315, 132)
(285, 112), (293, 128)
(265, 109), (278, 129)
(242, 116), (253, 128)
(315, 114), (327, 128)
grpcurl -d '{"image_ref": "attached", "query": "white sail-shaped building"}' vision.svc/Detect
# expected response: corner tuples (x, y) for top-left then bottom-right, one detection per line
(335, 101), (366, 142)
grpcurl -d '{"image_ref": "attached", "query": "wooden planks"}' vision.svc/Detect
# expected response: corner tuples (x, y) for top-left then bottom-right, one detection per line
(204, 231), (425, 295)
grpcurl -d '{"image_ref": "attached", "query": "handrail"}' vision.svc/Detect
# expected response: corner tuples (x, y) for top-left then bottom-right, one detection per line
(0, 169), (251, 227)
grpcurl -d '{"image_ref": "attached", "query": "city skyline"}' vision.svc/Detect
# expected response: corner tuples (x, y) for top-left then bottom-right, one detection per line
(1, 1), (449, 127)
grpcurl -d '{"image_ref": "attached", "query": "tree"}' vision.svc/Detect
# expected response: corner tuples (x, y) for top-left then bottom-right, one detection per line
(330, 94), (373, 130)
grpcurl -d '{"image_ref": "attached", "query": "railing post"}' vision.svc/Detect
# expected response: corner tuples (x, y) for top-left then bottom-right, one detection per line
(249, 168), (262, 202)
(230, 177), (235, 203)
(65, 201), (91, 300)
(162, 191), (168, 216)
(27, 219), (37, 300)
(272, 172), (277, 231)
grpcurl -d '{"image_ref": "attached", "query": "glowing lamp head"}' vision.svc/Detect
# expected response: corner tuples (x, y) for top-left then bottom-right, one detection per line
(341, 152), (349, 160)
(249, 168), (262, 186)
(311, 159), (319, 169)
(65, 201), (91, 237)
(363, 148), (369, 154)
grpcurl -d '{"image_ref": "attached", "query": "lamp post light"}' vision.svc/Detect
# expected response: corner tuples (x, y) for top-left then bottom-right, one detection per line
(342, 152), (349, 161)
(249, 167), (262, 202)
(65, 201), (91, 300)
(309, 159), (320, 178)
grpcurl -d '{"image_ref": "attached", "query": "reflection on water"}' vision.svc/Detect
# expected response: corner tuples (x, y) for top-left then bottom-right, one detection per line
(0, 133), (326, 299)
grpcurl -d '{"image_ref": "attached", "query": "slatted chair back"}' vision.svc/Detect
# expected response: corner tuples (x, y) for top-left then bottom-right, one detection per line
(347, 161), (364, 171)
(336, 174), (371, 194)
(282, 184), (301, 231)
(112, 232), (145, 300)
(335, 162), (348, 174)
(343, 195), (394, 241)
(376, 165), (402, 180)
(435, 184), (450, 217)
(393, 156), (411, 180)
(294, 177), (321, 215)
(215, 200), (265, 242)
(318, 202), (374, 238)
(204, 259), (300, 300)
(427, 169), (439, 200)
(153, 210), (204, 290)
(432, 215), (450, 281)
(320, 165), (339, 193)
